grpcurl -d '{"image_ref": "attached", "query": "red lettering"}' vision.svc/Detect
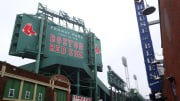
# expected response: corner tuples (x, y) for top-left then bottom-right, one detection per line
(69, 49), (73, 56)
(74, 41), (78, 48)
(79, 51), (83, 58)
(81, 97), (84, 100)
(50, 34), (55, 42)
(50, 44), (54, 51)
(74, 50), (78, 56)
(56, 45), (60, 53)
(79, 43), (83, 50)
(57, 36), (61, 44)
(63, 38), (67, 46)
(61, 47), (66, 54)
(68, 40), (72, 47)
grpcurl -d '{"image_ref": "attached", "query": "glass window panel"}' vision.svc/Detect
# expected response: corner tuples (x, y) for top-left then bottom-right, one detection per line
(8, 89), (15, 98)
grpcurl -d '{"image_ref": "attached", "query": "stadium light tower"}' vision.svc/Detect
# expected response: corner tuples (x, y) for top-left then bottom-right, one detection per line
(122, 56), (130, 90)
(133, 74), (139, 92)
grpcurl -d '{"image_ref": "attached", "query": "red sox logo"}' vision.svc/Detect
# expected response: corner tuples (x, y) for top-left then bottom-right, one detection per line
(22, 23), (37, 36)
(96, 45), (101, 54)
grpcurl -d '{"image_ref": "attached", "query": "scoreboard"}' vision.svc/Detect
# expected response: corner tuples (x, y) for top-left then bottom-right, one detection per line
(9, 14), (103, 72)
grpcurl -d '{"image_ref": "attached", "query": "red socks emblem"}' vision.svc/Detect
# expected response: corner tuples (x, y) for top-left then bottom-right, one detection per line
(96, 45), (101, 54)
(22, 23), (37, 36)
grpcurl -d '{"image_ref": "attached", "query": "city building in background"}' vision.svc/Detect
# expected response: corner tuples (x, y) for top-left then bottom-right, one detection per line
(159, 0), (180, 101)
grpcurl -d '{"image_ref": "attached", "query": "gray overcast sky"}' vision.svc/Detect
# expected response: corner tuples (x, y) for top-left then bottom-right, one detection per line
(0, 0), (162, 98)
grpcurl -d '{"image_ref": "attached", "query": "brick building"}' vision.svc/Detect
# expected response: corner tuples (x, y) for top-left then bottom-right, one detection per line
(159, 0), (180, 100)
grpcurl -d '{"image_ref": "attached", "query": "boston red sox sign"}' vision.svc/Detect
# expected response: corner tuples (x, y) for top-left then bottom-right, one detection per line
(9, 14), (103, 71)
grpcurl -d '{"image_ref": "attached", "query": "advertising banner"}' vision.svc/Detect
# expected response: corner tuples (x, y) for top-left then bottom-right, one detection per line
(72, 95), (91, 101)
(134, 0), (161, 91)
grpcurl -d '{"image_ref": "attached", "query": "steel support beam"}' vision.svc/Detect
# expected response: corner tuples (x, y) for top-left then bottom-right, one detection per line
(90, 33), (98, 101)
(77, 70), (80, 95)
(94, 64), (98, 101)
(35, 18), (44, 73)
(89, 82), (93, 99)
(115, 89), (117, 101)
(98, 87), (100, 100)
(118, 91), (120, 101)
(57, 65), (61, 74)
(111, 86), (113, 101)
(104, 93), (106, 101)
(148, 20), (160, 26)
